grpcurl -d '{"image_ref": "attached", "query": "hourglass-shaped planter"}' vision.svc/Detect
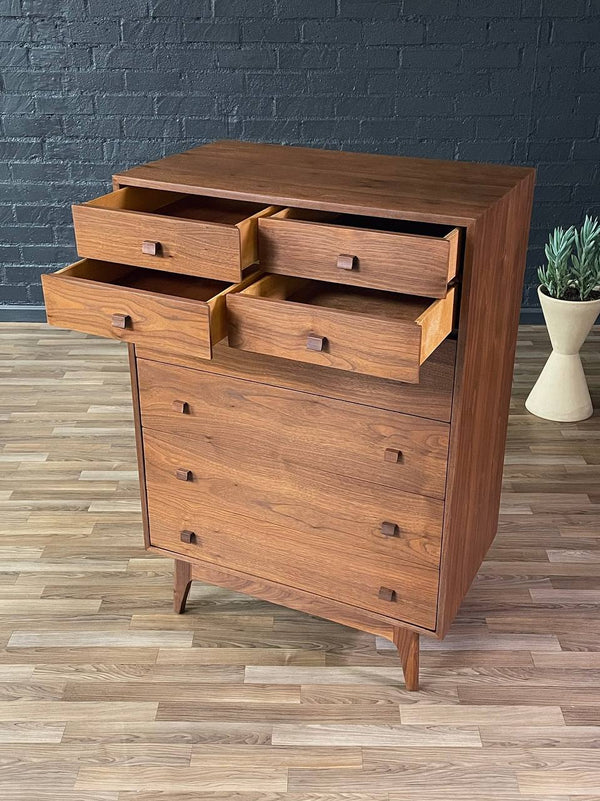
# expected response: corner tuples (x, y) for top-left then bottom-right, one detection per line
(526, 286), (600, 422)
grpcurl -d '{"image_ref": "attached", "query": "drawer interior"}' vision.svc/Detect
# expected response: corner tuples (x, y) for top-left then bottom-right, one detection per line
(58, 259), (231, 301)
(287, 281), (434, 323)
(269, 206), (456, 240)
(238, 273), (448, 328)
(81, 187), (272, 227)
(155, 195), (270, 225)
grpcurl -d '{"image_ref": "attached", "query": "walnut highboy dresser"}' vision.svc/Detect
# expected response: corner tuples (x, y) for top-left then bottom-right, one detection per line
(42, 140), (535, 690)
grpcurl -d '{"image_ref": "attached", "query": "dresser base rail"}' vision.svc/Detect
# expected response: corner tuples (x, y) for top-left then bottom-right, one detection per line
(172, 556), (421, 690)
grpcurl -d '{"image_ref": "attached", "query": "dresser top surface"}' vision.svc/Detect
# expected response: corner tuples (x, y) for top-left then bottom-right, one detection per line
(113, 140), (534, 227)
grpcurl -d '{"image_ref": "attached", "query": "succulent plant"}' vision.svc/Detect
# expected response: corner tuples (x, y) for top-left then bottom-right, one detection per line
(538, 216), (600, 301)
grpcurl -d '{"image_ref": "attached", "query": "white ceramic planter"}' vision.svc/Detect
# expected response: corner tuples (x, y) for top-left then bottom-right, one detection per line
(526, 286), (600, 422)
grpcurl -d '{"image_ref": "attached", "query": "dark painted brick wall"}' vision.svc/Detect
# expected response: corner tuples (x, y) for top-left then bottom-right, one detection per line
(1, 0), (599, 309)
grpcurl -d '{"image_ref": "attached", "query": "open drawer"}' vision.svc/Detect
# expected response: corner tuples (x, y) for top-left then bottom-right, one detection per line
(258, 207), (460, 297)
(42, 259), (257, 359)
(227, 275), (456, 384)
(72, 187), (279, 282)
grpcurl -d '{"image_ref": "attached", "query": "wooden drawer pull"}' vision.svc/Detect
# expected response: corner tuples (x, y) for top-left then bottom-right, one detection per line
(384, 448), (403, 463)
(306, 334), (326, 352)
(142, 240), (159, 256)
(381, 521), (399, 538)
(172, 399), (189, 414)
(337, 253), (357, 271)
(378, 586), (397, 602)
(180, 529), (195, 544)
(111, 313), (130, 329)
(175, 468), (192, 482)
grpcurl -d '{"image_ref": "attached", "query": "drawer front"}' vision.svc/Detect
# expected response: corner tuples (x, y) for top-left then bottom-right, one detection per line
(137, 359), (450, 499)
(259, 215), (460, 297)
(72, 188), (278, 282)
(73, 205), (243, 282)
(227, 281), (455, 384)
(144, 430), (441, 628)
(43, 268), (211, 357)
(41, 260), (252, 359)
(135, 338), (457, 424)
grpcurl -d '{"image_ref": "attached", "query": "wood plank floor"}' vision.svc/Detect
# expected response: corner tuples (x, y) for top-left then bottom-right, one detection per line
(0, 322), (599, 801)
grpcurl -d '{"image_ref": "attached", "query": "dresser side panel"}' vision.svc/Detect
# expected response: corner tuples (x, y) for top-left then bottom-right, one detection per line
(436, 172), (535, 637)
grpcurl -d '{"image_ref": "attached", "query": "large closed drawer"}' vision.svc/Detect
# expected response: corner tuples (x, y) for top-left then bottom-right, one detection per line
(72, 186), (278, 281)
(42, 259), (256, 359)
(259, 207), (460, 297)
(144, 430), (442, 628)
(137, 359), (450, 499)
(227, 274), (456, 384)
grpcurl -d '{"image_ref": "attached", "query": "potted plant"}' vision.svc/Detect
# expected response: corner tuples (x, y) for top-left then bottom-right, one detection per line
(526, 216), (600, 422)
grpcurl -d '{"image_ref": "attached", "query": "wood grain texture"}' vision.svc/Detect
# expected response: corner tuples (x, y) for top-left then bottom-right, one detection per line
(0, 320), (600, 797)
(437, 168), (535, 636)
(137, 358), (450, 499)
(142, 430), (444, 572)
(136, 337), (456, 423)
(227, 274), (455, 383)
(258, 208), (460, 297)
(173, 559), (192, 614)
(177, 554), (420, 640)
(393, 627), (420, 691)
(113, 139), (533, 226)
(43, 260), (212, 359)
(143, 429), (442, 628)
(72, 186), (278, 281)
(42, 259), (258, 361)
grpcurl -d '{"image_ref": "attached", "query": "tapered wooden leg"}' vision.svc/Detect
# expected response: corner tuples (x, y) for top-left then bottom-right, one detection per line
(173, 559), (192, 614)
(393, 627), (420, 690)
